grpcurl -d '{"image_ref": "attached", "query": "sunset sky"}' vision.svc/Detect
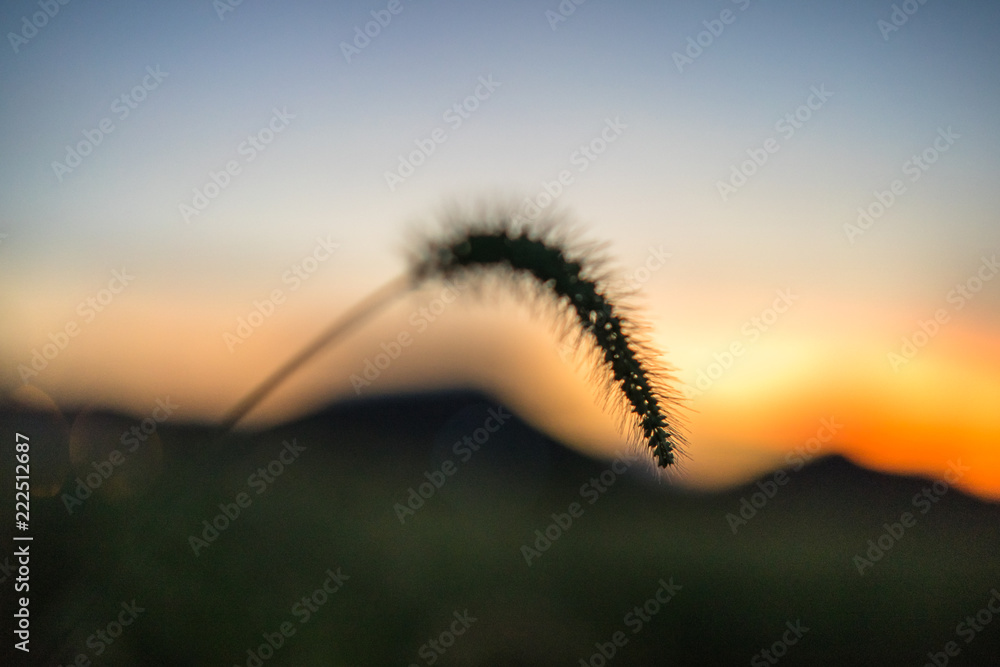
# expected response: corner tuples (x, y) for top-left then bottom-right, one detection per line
(2, 0), (998, 498)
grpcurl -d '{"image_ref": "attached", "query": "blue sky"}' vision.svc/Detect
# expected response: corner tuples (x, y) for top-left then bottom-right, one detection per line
(3, 0), (999, 495)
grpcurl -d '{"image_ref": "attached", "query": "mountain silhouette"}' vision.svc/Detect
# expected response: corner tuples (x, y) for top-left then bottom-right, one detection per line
(1, 389), (997, 665)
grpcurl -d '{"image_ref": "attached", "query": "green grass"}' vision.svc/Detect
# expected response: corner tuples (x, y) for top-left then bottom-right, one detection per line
(7, 399), (1000, 665)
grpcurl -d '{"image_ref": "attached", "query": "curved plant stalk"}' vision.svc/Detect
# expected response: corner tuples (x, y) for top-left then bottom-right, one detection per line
(219, 274), (410, 432)
(222, 215), (685, 467)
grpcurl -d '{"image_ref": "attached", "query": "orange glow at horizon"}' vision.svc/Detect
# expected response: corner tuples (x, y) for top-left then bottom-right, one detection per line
(4, 290), (999, 502)
(686, 327), (1000, 500)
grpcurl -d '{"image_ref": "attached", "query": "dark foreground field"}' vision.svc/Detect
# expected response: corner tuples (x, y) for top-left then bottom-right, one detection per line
(2, 390), (998, 665)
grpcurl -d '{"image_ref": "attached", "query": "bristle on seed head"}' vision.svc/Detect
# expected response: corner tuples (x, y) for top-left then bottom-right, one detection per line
(408, 207), (686, 468)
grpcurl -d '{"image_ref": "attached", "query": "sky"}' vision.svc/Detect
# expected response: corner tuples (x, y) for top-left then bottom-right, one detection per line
(2, 0), (999, 498)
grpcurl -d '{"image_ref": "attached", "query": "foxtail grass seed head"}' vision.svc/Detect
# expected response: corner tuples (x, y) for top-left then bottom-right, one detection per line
(409, 210), (685, 467)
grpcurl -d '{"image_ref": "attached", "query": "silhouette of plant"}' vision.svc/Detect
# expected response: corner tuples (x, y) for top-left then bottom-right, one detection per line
(222, 206), (686, 467)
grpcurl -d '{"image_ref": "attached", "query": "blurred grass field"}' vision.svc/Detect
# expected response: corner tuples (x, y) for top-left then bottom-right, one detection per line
(3, 390), (999, 665)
